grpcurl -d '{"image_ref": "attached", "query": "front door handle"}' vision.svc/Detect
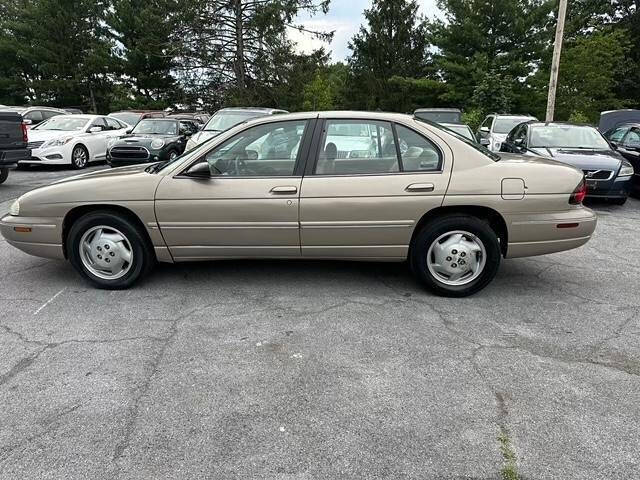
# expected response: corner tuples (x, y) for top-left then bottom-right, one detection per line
(270, 186), (298, 194)
(406, 183), (435, 192)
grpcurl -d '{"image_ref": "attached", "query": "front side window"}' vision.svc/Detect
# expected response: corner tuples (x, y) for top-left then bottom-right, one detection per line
(201, 120), (307, 176)
(316, 120), (398, 174)
(607, 126), (629, 142)
(25, 110), (44, 122)
(396, 124), (442, 171)
(494, 118), (530, 134)
(90, 117), (107, 130)
(623, 128), (640, 147)
(105, 117), (124, 130)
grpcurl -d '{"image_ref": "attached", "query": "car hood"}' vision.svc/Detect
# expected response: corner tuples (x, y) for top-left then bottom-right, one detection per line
(19, 164), (162, 213)
(28, 130), (80, 142)
(528, 147), (622, 170)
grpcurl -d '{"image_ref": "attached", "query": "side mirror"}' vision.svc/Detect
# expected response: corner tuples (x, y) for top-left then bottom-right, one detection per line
(184, 162), (212, 178)
(125, 129), (132, 134)
(23, 118), (33, 125)
(479, 126), (490, 135)
(88, 126), (102, 133)
(480, 138), (490, 146)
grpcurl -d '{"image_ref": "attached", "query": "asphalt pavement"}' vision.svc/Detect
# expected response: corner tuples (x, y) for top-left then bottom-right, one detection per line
(1, 165), (639, 479)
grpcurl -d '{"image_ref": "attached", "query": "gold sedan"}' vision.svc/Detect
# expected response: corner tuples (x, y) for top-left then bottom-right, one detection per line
(1, 112), (596, 296)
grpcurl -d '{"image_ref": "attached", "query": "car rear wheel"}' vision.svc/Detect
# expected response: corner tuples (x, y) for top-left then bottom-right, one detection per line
(67, 211), (154, 289)
(71, 145), (89, 169)
(410, 215), (501, 297)
(0, 168), (8, 184)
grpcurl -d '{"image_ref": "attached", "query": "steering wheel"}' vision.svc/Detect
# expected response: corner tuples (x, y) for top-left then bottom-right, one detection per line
(233, 158), (259, 176)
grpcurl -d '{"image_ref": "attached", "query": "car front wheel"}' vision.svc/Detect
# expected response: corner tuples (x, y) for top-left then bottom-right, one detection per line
(410, 215), (501, 297)
(67, 211), (154, 289)
(71, 145), (89, 169)
(0, 168), (8, 184)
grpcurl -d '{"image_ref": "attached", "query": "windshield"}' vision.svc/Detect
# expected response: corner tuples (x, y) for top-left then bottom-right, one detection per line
(493, 117), (532, 134)
(204, 111), (264, 132)
(416, 117), (500, 161)
(415, 111), (461, 123)
(132, 119), (178, 135)
(530, 125), (611, 149)
(32, 116), (88, 131)
(110, 112), (141, 126)
(445, 124), (475, 141)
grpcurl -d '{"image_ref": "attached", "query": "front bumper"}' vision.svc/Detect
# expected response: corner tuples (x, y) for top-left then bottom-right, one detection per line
(0, 214), (64, 259)
(585, 174), (632, 199)
(107, 146), (165, 167)
(20, 145), (69, 165)
(0, 148), (30, 166)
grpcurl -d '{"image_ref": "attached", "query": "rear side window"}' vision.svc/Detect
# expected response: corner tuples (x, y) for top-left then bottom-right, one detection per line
(316, 120), (399, 174)
(607, 126), (629, 142)
(395, 125), (442, 172)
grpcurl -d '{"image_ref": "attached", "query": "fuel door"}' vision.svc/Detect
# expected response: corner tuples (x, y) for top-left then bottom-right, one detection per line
(501, 178), (526, 200)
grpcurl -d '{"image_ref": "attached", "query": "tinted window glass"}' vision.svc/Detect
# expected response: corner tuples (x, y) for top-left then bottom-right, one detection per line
(623, 128), (640, 147)
(396, 124), (442, 172)
(530, 125), (610, 149)
(202, 120), (307, 176)
(316, 120), (398, 175)
(608, 126), (630, 142)
(43, 110), (61, 119)
(24, 110), (43, 122)
(105, 117), (123, 130)
(493, 118), (531, 134)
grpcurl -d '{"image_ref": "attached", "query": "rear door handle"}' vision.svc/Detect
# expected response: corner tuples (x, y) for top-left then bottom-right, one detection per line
(406, 183), (435, 192)
(270, 186), (298, 194)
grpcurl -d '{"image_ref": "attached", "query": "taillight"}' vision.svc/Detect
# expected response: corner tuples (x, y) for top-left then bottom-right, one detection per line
(569, 178), (587, 204)
(21, 122), (28, 143)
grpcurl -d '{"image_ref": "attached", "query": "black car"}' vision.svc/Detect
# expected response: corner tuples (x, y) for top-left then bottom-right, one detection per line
(106, 118), (198, 167)
(602, 122), (640, 197)
(501, 121), (634, 204)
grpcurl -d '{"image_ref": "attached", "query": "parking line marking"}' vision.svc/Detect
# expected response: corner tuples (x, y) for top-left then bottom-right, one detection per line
(33, 288), (66, 315)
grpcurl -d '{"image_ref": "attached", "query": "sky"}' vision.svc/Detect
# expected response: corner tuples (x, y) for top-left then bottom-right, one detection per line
(290, 0), (442, 63)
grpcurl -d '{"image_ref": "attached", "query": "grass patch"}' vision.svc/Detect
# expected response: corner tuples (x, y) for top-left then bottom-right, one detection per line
(498, 429), (519, 480)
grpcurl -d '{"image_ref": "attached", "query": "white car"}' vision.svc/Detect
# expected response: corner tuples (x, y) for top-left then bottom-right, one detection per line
(476, 114), (537, 152)
(22, 115), (130, 169)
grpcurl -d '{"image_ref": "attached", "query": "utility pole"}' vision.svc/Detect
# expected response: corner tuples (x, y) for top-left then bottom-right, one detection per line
(546, 0), (568, 121)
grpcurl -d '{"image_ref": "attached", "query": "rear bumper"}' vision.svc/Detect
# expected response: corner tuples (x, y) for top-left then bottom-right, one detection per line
(505, 206), (597, 258)
(0, 148), (30, 166)
(0, 214), (64, 260)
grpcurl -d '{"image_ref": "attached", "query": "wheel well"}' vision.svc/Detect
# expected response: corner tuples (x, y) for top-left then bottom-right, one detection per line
(62, 205), (155, 259)
(410, 206), (509, 256)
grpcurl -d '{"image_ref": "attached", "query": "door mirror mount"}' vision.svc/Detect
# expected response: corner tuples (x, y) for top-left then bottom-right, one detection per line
(88, 126), (102, 133)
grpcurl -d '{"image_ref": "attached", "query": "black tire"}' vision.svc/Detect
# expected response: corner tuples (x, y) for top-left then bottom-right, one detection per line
(0, 168), (8, 184)
(71, 144), (89, 169)
(67, 211), (155, 289)
(609, 197), (627, 206)
(410, 215), (501, 297)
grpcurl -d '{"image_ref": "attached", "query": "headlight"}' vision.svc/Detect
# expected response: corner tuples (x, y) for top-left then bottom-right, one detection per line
(494, 141), (502, 150)
(151, 139), (165, 149)
(9, 199), (19, 216)
(46, 137), (72, 147)
(618, 160), (634, 177)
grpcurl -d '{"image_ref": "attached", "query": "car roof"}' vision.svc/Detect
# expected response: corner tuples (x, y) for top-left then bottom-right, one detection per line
(526, 121), (596, 128)
(414, 108), (461, 113)
(217, 107), (288, 114)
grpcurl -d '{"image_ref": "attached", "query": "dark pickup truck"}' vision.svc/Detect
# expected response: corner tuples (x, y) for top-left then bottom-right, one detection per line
(0, 111), (30, 184)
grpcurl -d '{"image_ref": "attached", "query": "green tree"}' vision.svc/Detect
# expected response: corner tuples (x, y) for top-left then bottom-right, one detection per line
(302, 72), (334, 110)
(108, 0), (182, 108)
(0, 0), (115, 111)
(347, 0), (431, 110)
(431, 0), (554, 112)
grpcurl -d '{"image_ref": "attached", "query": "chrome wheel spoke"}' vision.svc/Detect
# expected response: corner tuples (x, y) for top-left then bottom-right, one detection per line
(79, 225), (134, 281)
(426, 230), (487, 287)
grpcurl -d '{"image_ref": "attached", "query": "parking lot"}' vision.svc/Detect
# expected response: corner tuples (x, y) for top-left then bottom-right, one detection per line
(0, 165), (639, 479)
